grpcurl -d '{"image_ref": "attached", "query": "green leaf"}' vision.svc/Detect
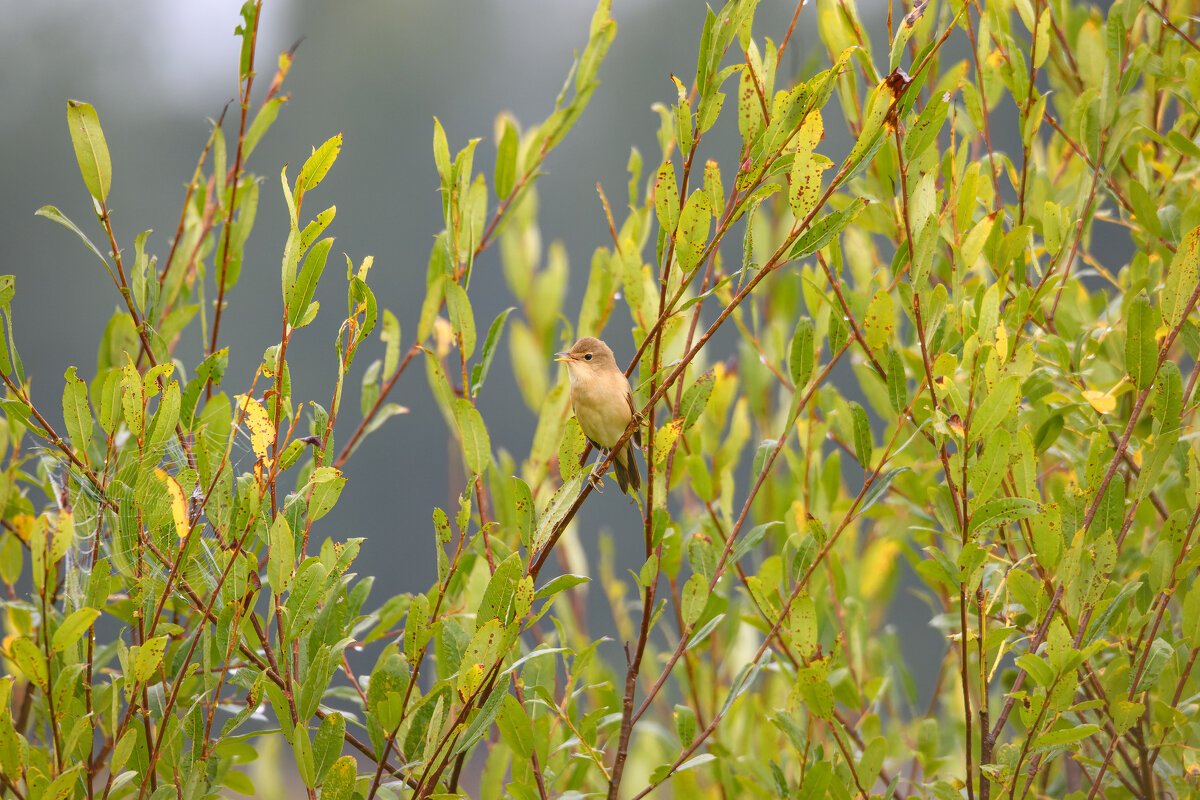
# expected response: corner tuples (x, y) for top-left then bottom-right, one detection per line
(1163, 224), (1200, 328)
(1129, 180), (1162, 240)
(41, 765), (85, 800)
(681, 574), (709, 626)
(1082, 580), (1141, 647)
(970, 497), (1041, 533)
(1014, 653), (1055, 688)
(433, 117), (452, 185)
(559, 416), (586, 482)
(849, 401), (872, 467)
(287, 237), (333, 328)
(1153, 360), (1183, 436)
(62, 366), (93, 461)
(380, 309), (402, 380)
(478, 553), (522, 623)
(98, 367), (123, 435)
(285, 560), (330, 641)
(675, 190), (712, 271)
(1032, 723), (1101, 750)
(889, 0), (928, 70)
(1183, 583), (1200, 648)
(533, 473), (583, 553)
(312, 712), (345, 783)
(1111, 699), (1144, 737)
(471, 306), (515, 397)
(752, 438), (777, 480)
(298, 133), (342, 198)
(514, 476), (535, 550)
(789, 318), (815, 388)
(638, 554), (659, 588)
(828, 308), (850, 355)
(234, 1), (258, 79)
(732, 520), (782, 564)
(858, 467), (910, 516)
(1032, 6), (1051, 67)
(790, 197), (869, 259)
(243, 96), (284, 160)
(455, 681), (508, 754)
(886, 350), (907, 414)
(418, 274), (446, 344)
(686, 612), (726, 652)
(444, 281), (477, 359)
(968, 429), (1013, 505)
(494, 119), (519, 199)
(454, 398), (491, 476)
(35, 206), (109, 269)
(680, 369), (716, 430)
(146, 379), (180, 450)
(293, 725), (316, 788)
(1133, 638), (1173, 694)
(1124, 295), (1159, 389)
(306, 467), (346, 521)
(674, 705), (697, 748)
(902, 89), (950, 161)
(268, 513), (295, 594)
(1136, 427), (1177, 504)
(844, 84), (892, 177)
(10, 636), (48, 690)
(969, 375), (1020, 440)
(66, 100), (112, 203)
(676, 753), (717, 773)
(534, 573), (590, 601)
(121, 356), (144, 438)
(51, 608), (100, 654)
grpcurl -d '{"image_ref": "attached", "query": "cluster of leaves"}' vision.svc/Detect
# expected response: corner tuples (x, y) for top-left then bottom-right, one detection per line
(2, 0), (1199, 798)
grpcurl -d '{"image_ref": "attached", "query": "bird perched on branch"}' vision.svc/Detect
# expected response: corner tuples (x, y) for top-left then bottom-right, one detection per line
(555, 337), (643, 495)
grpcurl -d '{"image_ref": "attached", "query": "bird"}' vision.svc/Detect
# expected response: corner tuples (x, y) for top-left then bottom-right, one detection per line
(555, 337), (643, 495)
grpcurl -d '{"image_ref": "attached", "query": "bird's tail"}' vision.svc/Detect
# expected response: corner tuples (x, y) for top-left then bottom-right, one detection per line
(613, 444), (641, 495)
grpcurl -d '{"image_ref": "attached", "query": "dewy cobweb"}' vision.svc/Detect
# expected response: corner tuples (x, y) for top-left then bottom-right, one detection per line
(43, 409), (262, 609)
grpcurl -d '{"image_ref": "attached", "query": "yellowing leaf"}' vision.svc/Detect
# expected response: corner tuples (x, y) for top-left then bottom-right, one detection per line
(11, 514), (33, 543)
(1082, 389), (1116, 415)
(795, 109), (824, 154)
(654, 419), (685, 466)
(433, 316), (455, 358)
(156, 468), (190, 541)
(864, 290), (894, 350)
(674, 190), (712, 271)
(238, 395), (275, 460)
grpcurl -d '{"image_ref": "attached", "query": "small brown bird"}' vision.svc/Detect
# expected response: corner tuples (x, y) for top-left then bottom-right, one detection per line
(555, 337), (643, 495)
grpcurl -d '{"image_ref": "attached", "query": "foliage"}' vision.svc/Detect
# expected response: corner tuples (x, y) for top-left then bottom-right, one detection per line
(2, 0), (1199, 798)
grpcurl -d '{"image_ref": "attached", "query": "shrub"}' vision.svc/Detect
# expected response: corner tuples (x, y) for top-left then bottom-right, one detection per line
(1, 0), (1198, 798)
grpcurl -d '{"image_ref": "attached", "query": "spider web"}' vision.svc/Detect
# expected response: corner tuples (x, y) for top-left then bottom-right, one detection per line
(46, 406), (264, 609)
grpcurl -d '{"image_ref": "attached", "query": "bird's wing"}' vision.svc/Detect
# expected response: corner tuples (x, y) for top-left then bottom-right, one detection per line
(625, 390), (643, 447)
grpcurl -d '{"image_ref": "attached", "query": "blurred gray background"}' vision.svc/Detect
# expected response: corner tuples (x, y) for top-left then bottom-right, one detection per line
(3, 0), (945, 713)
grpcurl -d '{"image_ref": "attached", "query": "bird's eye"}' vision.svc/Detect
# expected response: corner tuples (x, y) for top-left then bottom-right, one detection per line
(584, 353), (593, 361)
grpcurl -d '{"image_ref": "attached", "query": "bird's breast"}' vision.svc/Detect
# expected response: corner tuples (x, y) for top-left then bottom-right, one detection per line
(568, 373), (633, 449)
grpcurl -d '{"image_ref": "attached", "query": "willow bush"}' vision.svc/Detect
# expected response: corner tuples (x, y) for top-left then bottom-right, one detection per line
(2, 0), (1199, 797)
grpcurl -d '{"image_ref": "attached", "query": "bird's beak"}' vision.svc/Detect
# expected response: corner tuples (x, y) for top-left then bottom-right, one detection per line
(554, 352), (573, 363)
